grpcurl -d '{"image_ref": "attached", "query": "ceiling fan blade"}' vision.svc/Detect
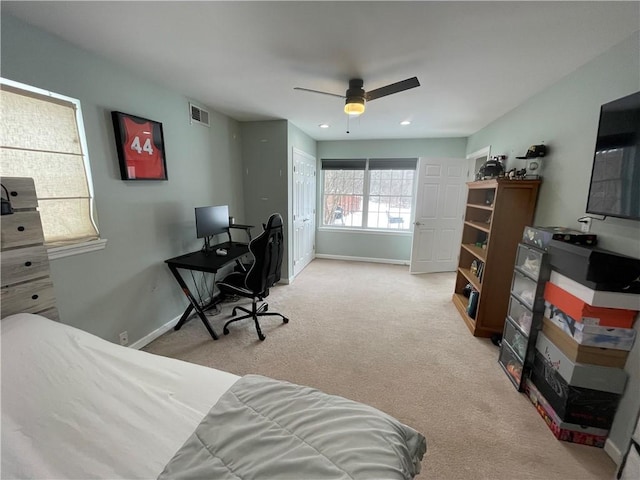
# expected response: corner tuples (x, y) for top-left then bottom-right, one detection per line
(294, 87), (345, 99)
(365, 77), (420, 101)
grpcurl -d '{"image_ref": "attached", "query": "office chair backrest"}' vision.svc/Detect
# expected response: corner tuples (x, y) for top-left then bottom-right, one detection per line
(245, 213), (284, 295)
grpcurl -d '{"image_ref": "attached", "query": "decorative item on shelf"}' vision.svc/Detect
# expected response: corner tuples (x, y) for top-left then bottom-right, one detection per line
(470, 259), (479, 276)
(467, 289), (479, 319)
(506, 168), (528, 180)
(477, 261), (485, 281)
(485, 190), (495, 205)
(517, 144), (547, 179)
(476, 156), (506, 180)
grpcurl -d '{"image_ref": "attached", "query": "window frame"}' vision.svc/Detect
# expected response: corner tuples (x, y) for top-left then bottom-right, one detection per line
(319, 158), (417, 233)
(1, 77), (104, 259)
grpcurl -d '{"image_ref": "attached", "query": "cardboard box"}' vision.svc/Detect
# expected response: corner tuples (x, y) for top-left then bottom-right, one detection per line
(545, 303), (636, 351)
(535, 331), (627, 393)
(530, 352), (621, 429)
(541, 316), (629, 368)
(550, 270), (640, 311)
(544, 281), (637, 328)
(548, 240), (640, 293)
(525, 378), (608, 448)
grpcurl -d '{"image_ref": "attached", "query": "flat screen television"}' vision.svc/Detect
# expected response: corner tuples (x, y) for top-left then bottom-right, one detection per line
(195, 205), (229, 238)
(586, 91), (640, 220)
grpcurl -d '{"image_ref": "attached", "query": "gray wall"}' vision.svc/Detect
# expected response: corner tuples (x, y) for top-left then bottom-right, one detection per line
(239, 120), (317, 281)
(1, 15), (245, 344)
(239, 120), (290, 277)
(467, 31), (640, 463)
(316, 138), (467, 261)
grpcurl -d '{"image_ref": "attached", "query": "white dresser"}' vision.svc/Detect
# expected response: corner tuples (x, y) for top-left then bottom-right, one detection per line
(1, 177), (58, 320)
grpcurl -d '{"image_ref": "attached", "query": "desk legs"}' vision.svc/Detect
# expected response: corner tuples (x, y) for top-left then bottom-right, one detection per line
(168, 265), (218, 340)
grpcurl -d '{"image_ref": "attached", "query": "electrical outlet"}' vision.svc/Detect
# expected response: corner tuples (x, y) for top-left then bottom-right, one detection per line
(580, 217), (592, 233)
(119, 331), (128, 346)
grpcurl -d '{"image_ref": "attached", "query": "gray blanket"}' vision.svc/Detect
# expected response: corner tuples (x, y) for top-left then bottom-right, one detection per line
(158, 375), (426, 479)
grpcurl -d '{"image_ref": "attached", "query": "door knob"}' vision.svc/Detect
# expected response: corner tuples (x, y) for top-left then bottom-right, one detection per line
(414, 221), (422, 226)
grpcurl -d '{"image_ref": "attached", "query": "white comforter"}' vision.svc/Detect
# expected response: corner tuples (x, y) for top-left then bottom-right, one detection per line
(1, 313), (239, 479)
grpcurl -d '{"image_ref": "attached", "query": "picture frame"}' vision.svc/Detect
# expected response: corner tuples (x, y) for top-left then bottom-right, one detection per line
(111, 111), (168, 180)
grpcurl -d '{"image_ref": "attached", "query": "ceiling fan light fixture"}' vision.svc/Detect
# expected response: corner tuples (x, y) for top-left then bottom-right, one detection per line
(344, 97), (365, 116)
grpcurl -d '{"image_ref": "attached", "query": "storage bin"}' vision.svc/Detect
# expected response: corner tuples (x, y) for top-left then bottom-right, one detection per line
(548, 240), (640, 293)
(541, 316), (629, 368)
(550, 270), (640, 311)
(525, 378), (608, 448)
(545, 307), (636, 350)
(535, 331), (627, 393)
(544, 281), (637, 328)
(522, 226), (597, 251)
(503, 317), (527, 361)
(507, 295), (534, 335)
(498, 342), (523, 387)
(530, 352), (621, 429)
(511, 270), (544, 311)
(515, 243), (547, 281)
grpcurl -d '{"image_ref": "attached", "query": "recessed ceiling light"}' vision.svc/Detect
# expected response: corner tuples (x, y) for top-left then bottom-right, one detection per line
(400, 120), (411, 126)
(319, 123), (329, 129)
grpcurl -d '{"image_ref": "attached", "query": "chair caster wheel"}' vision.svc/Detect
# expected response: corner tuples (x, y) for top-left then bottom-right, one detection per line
(259, 334), (266, 341)
(264, 305), (269, 312)
(223, 328), (229, 335)
(283, 318), (289, 324)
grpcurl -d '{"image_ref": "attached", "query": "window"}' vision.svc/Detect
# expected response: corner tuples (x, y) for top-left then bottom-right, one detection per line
(0, 78), (100, 253)
(321, 158), (417, 230)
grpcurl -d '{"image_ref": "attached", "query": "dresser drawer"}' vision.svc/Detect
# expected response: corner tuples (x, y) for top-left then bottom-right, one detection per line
(1, 245), (50, 286)
(1, 211), (44, 249)
(1, 276), (56, 317)
(0, 177), (38, 209)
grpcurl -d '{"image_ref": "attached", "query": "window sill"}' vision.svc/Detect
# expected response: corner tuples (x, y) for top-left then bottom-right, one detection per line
(47, 238), (108, 260)
(318, 227), (412, 236)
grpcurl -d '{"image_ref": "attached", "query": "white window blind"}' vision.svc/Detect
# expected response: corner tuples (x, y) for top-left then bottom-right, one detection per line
(0, 79), (99, 246)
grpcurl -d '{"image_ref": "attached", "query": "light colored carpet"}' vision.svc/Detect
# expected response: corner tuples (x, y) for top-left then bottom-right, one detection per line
(144, 258), (617, 480)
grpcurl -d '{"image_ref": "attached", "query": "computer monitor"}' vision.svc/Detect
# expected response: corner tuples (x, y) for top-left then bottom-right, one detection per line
(195, 205), (229, 238)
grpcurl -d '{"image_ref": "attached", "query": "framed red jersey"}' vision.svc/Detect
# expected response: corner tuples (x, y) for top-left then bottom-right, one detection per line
(112, 111), (168, 180)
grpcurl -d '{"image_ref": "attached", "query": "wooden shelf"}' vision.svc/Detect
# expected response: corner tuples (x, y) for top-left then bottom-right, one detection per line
(458, 267), (481, 291)
(466, 203), (493, 211)
(453, 179), (541, 337)
(464, 220), (491, 233)
(461, 243), (487, 262)
(452, 293), (476, 332)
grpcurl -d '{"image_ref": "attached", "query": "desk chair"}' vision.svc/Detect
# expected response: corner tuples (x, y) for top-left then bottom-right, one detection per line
(216, 213), (288, 340)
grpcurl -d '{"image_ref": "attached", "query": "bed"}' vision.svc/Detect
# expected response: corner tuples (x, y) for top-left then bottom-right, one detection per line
(1, 177), (426, 479)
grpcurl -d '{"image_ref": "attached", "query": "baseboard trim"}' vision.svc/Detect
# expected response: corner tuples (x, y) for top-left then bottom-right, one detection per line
(129, 315), (181, 350)
(605, 438), (624, 466)
(315, 254), (409, 266)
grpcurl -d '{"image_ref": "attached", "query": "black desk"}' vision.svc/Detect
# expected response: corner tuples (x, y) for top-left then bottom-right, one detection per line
(165, 241), (249, 339)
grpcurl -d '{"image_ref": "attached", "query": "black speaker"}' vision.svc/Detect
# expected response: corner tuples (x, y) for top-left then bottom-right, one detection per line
(1, 184), (13, 216)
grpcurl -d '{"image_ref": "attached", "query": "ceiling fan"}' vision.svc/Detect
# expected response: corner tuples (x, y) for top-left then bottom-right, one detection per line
(294, 77), (420, 116)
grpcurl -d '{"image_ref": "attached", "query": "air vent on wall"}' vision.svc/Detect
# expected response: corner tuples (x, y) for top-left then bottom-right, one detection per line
(189, 102), (210, 127)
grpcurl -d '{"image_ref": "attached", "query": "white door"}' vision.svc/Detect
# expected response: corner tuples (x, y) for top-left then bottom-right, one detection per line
(410, 158), (466, 273)
(292, 148), (316, 278)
